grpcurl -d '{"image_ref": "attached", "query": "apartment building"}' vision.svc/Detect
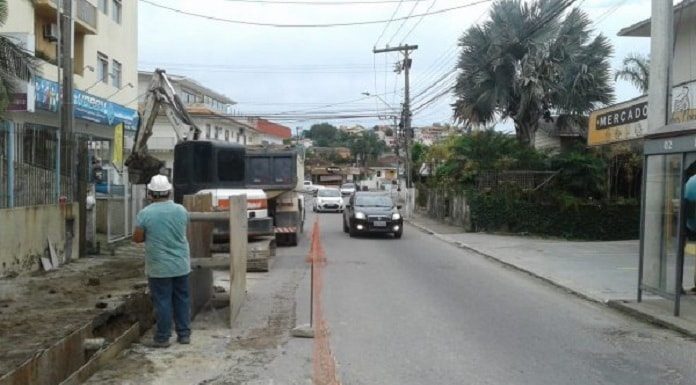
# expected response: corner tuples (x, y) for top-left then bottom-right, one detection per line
(1, 0), (138, 142)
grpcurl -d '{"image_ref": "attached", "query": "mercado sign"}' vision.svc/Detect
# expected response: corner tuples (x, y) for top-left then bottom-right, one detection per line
(34, 76), (139, 130)
(588, 80), (696, 146)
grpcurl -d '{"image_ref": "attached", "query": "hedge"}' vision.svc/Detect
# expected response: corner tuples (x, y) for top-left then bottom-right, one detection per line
(467, 192), (640, 241)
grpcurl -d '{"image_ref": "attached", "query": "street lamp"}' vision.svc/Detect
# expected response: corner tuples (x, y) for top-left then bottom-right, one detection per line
(361, 91), (395, 110)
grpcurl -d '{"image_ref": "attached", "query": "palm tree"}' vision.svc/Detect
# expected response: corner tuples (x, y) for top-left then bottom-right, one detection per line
(0, 0), (38, 115)
(614, 53), (650, 94)
(453, 0), (614, 146)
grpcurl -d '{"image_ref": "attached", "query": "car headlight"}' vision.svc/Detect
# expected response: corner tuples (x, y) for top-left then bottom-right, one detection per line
(392, 213), (401, 220)
(355, 212), (366, 219)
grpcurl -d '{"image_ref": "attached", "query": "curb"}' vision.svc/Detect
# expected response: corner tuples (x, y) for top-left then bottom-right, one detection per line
(406, 218), (695, 338)
(606, 300), (696, 339)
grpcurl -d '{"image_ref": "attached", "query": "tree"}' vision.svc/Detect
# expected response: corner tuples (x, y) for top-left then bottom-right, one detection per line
(306, 123), (338, 147)
(453, 0), (614, 146)
(614, 53), (650, 94)
(0, 0), (38, 115)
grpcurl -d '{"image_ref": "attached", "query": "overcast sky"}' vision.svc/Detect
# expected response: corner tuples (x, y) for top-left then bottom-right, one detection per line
(138, 0), (652, 132)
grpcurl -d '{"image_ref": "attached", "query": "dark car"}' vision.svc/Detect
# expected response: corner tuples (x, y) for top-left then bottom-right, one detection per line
(343, 192), (403, 239)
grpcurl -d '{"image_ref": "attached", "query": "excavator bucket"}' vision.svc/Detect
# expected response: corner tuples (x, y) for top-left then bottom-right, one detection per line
(125, 153), (165, 185)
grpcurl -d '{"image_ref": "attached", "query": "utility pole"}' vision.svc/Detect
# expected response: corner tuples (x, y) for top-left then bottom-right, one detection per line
(647, 0), (673, 133)
(60, 0), (74, 158)
(374, 44), (418, 188)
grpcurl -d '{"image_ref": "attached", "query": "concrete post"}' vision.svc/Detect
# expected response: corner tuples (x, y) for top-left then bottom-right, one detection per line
(647, 0), (674, 133)
(228, 195), (247, 326)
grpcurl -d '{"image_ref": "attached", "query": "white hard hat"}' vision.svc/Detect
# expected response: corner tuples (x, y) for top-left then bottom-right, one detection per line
(147, 174), (172, 192)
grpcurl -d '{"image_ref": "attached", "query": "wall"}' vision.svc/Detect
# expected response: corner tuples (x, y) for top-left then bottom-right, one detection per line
(79, 0), (138, 109)
(421, 189), (472, 229)
(673, 11), (696, 87)
(0, 203), (80, 276)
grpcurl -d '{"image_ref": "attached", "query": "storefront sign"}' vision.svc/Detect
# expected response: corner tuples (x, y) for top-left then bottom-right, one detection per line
(112, 123), (124, 169)
(588, 98), (648, 146)
(34, 77), (139, 130)
(326, 166), (341, 173)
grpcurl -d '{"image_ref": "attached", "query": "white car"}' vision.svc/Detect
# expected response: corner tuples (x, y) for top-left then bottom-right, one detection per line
(313, 188), (344, 213)
(340, 182), (356, 196)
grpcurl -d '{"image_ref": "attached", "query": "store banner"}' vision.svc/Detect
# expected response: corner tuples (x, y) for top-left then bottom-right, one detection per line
(34, 77), (139, 130)
(112, 123), (124, 169)
(588, 79), (696, 146)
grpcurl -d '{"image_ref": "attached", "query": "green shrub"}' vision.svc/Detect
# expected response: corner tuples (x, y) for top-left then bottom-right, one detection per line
(467, 190), (639, 240)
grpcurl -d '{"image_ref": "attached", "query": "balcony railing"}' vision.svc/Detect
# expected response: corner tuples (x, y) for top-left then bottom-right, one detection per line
(76, 0), (97, 29)
(48, 0), (97, 30)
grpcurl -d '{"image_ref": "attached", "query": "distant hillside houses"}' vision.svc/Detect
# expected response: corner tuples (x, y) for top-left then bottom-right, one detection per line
(414, 124), (457, 146)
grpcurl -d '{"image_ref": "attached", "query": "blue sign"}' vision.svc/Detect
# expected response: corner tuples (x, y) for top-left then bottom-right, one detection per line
(34, 76), (139, 130)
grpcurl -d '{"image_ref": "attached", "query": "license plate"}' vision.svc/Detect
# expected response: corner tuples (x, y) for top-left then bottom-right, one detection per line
(373, 221), (387, 227)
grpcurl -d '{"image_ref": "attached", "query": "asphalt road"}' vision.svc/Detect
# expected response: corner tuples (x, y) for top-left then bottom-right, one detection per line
(312, 211), (696, 385)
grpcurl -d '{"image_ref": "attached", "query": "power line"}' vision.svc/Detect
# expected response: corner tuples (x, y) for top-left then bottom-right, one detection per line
(374, 0), (405, 47)
(387, 0), (421, 45)
(139, 0), (493, 28)
(222, 0), (425, 4)
(399, 0), (439, 44)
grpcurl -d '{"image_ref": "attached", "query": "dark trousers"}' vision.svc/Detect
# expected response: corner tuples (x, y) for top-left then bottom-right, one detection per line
(148, 274), (191, 342)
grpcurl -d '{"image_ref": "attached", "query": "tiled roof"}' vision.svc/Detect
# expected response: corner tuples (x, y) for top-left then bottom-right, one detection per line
(255, 119), (292, 139)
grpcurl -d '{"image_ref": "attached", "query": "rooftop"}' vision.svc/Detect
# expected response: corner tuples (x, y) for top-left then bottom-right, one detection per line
(255, 119), (292, 139)
(138, 71), (236, 105)
(618, 0), (696, 37)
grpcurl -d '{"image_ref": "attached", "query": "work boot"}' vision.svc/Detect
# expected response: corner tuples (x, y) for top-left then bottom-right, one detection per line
(177, 336), (191, 344)
(146, 339), (171, 348)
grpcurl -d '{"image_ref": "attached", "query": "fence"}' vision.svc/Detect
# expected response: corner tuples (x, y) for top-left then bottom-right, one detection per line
(0, 123), (83, 209)
(96, 168), (147, 243)
(475, 170), (558, 191)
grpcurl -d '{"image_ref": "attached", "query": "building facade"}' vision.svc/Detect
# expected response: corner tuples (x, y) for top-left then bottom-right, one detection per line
(589, 1), (696, 146)
(0, 0), (138, 275)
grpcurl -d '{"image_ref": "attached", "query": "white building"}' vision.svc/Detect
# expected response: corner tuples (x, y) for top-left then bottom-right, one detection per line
(133, 72), (292, 172)
(589, 1), (696, 146)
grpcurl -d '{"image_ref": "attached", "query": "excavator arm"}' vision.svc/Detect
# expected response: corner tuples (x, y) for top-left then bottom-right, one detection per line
(125, 68), (201, 184)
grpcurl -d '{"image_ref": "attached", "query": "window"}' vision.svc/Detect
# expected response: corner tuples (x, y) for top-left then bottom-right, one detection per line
(112, 0), (122, 23)
(98, 0), (108, 14)
(224, 129), (230, 142)
(97, 52), (108, 83)
(214, 126), (220, 140)
(205, 124), (211, 139)
(112, 60), (122, 88)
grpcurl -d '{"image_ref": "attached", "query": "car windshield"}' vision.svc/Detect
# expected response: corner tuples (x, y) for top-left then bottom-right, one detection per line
(355, 195), (393, 207)
(318, 189), (341, 197)
(341, 183), (354, 189)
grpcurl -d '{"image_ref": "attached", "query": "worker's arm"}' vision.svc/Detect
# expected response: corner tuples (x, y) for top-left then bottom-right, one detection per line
(132, 227), (146, 243)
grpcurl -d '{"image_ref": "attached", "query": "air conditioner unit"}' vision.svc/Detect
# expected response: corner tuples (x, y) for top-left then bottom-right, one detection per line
(43, 23), (58, 42)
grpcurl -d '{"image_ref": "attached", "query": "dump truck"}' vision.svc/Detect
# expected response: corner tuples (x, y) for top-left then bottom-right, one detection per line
(245, 145), (305, 246)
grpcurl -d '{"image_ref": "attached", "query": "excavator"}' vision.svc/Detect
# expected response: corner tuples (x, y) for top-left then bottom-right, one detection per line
(125, 69), (275, 240)
(125, 68), (198, 185)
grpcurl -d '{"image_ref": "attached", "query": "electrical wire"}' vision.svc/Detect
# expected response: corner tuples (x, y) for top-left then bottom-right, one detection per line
(387, 0), (421, 45)
(374, 0), (405, 47)
(140, 0), (493, 28)
(222, 0), (425, 4)
(399, 0), (438, 44)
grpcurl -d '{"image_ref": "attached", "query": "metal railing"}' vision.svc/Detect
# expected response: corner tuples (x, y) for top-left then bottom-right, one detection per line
(48, 0), (97, 29)
(76, 0), (97, 29)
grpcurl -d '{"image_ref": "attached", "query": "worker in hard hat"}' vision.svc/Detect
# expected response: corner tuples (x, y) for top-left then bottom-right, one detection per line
(132, 174), (191, 348)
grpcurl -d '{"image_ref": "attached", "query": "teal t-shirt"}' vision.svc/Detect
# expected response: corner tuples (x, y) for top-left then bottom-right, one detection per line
(136, 200), (191, 278)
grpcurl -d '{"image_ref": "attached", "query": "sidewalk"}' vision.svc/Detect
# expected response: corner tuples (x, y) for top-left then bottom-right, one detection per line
(407, 212), (696, 338)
